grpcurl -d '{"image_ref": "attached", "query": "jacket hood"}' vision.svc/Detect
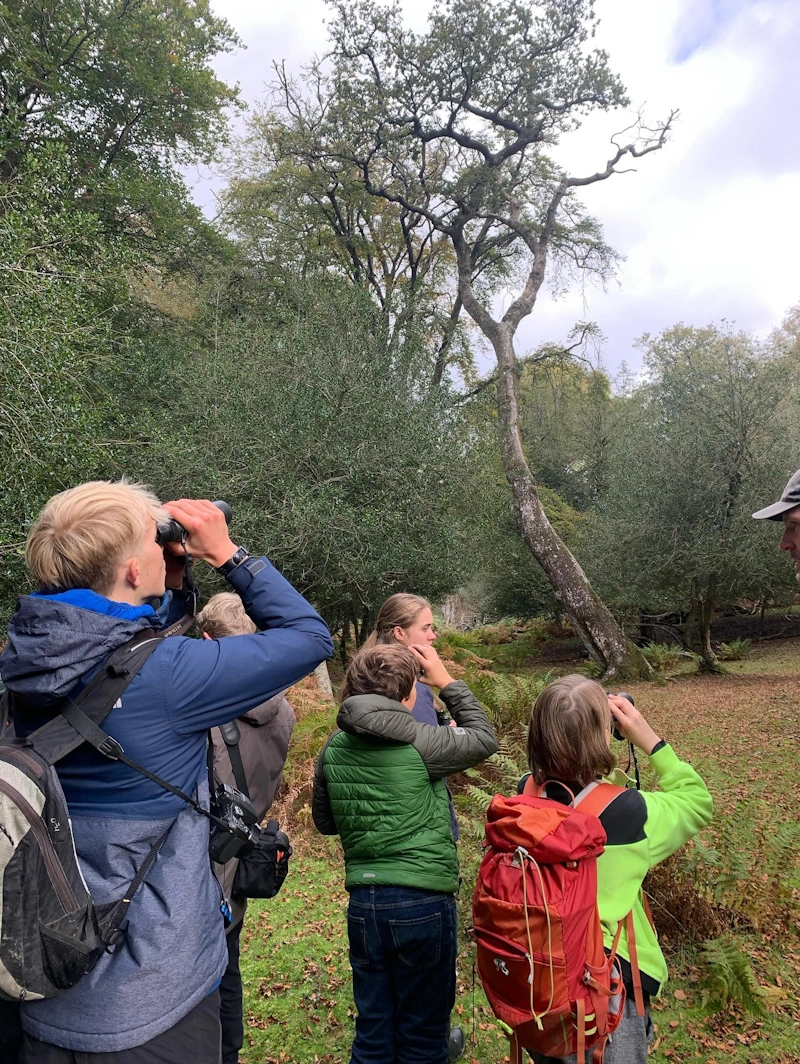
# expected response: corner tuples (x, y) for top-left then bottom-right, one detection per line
(0, 594), (157, 703)
(337, 694), (417, 744)
(484, 794), (606, 864)
(239, 691), (289, 727)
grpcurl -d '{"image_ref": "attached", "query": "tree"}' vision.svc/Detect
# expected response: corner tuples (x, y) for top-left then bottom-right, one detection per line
(0, 0), (241, 264)
(124, 274), (489, 642)
(222, 102), (471, 384)
(269, 0), (671, 675)
(585, 324), (796, 672)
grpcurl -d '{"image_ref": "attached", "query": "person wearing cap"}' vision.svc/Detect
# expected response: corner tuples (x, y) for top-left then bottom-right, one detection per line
(752, 469), (800, 581)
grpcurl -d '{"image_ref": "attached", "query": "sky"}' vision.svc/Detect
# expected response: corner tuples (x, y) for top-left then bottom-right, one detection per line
(190, 0), (800, 377)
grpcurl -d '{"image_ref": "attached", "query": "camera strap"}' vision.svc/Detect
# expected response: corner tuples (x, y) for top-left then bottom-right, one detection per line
(217, 720), (250, 799)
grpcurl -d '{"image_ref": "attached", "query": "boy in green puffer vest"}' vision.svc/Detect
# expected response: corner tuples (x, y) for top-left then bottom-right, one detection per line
(313, 642), (498, 1064)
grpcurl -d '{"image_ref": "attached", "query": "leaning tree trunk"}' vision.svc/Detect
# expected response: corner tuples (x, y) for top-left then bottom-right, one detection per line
(491, 327), (651, 679)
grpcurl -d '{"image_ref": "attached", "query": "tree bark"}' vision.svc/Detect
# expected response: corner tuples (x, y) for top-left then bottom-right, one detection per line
(692, 575), (724, 674)
(313, 662), (334, 699)
(488, 325), (651, 678)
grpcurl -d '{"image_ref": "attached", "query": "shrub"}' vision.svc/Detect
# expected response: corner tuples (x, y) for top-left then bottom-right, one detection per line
(640, 641), (686, 672)
(717, 638), (752, 661)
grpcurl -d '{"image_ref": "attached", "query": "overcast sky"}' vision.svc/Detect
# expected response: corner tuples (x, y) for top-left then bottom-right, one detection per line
(190, 0), (800, 376)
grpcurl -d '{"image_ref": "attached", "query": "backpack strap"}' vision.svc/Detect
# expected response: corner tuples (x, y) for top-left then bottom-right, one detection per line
(23, 630), (163, 764)
(575, 783), (648, 1017)
(576, 995), (587, 1064)
(573, 781), (627, 818)
(625, 910), (646, 1016)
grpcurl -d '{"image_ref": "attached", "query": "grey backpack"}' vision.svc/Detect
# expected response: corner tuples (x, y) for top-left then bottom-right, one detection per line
(0, 631), (162, 1001)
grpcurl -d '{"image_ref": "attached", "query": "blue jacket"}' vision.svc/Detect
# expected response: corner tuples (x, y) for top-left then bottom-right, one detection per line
(0, 556), (333, 1052)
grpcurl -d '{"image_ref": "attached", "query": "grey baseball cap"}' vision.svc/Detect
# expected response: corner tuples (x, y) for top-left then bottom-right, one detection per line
(752, 469), (800, 521)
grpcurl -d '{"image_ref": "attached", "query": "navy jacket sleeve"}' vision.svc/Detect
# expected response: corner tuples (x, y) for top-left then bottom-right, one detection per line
(160, 557), (333, 734)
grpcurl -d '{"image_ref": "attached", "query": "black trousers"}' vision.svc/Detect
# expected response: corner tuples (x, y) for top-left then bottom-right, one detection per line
(219, 921), (244, 1064)
(19, 990), (221, 1064)
(0, 998), (22, 1064)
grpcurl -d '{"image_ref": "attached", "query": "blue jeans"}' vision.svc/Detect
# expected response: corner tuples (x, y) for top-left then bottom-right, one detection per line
(347, 885), (458, 1064)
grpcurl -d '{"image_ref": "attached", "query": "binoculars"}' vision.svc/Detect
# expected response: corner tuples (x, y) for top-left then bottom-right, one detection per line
(608, 690), (634, 742)
(155, 500), (232, 547)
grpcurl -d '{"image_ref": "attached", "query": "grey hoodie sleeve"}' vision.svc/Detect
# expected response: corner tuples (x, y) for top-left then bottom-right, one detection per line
(411, 680), (498, 780)
(312, 734), (339, 836)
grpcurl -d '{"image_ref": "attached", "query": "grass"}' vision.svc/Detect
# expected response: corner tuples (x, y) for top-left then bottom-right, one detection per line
(239, 637), (800, 1064)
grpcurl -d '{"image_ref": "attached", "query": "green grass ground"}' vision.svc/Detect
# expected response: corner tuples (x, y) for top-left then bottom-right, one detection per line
(238, 638), (800, 1064)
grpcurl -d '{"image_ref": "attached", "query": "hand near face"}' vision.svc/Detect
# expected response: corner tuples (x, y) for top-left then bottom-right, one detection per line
(162, 499), (238, 569)
(408, 644), (455, 690)
(607, 694), (661, 754)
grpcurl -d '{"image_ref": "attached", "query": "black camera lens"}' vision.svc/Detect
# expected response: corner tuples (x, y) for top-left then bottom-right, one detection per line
(156, 500), (232, 546)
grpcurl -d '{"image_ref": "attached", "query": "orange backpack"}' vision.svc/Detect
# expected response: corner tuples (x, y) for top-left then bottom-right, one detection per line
(472, 780), (646, 1064)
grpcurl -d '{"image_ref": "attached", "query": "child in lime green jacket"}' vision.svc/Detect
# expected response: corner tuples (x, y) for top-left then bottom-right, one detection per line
(520, 675), (713, 1064)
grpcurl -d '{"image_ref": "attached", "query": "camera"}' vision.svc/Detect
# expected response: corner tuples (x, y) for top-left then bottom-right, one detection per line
(208, 782), (259, 865)
(156, 500), (232, 547)
(607, 691), (635, 742)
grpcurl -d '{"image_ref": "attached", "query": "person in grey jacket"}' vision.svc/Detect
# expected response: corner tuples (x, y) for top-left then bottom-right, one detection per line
(198, 593), (297, 1064)
(1, 482), (333, 1063)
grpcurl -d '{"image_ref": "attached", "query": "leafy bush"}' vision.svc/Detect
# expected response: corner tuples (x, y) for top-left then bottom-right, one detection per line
(717, 638), (752, 661)
(640, 641), (687, 672)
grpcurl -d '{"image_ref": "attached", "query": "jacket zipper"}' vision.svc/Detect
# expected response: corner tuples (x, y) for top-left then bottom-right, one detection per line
(2, 746), (45, 777)
(0, 779), (78, 912)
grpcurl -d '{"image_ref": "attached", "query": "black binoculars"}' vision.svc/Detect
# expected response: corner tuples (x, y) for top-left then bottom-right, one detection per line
(155, 500), (232, 547)
(607, 690), (634, 742)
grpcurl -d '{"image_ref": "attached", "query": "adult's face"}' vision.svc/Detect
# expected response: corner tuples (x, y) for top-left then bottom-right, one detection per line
(779, 506), (800, 582)
(393, 607), (436, 648)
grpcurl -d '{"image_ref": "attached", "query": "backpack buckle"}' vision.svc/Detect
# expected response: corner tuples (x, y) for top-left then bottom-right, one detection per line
(97, 736), (124, 760)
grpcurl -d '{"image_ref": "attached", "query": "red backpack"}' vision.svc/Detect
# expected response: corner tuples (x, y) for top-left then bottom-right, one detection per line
(472, 780), (644, 1064)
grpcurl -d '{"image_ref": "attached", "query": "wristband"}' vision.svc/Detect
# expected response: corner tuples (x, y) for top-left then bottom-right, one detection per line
(650, 738), (667, 755)
(215, 546), (249, 577)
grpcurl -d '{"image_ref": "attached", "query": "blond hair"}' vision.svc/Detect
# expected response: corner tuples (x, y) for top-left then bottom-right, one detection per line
(341, 644), (418, 704)
(365, 593), (431, 647)
(196, 593), (256, 638)
(26, 480), (167, 594)
(527, 674), (616, 787)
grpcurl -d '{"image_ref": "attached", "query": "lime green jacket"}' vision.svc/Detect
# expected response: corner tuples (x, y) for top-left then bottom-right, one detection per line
(312, 680), (497, 892)
(596, 744), (713, 990)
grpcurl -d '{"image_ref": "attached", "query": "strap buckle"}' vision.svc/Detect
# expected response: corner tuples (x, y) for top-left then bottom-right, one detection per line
(97, 736), (124, 760)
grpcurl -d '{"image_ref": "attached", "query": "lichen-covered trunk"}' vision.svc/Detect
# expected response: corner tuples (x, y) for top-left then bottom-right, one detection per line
(492, 329), (651, 679)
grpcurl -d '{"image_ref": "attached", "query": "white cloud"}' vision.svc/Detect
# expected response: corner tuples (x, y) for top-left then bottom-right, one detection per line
(198, 0), (800, 371)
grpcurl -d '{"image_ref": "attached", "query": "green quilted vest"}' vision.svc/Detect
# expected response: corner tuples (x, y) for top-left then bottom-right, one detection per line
(323, 731), (459, 892)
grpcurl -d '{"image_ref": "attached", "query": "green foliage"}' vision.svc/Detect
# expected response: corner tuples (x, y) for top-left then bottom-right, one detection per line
(699, 936), (767, 1016)
(465, 669), (553, 726)
(134, 276), (489, 632)
(717, 638), (752, 661)
(640, 642), (690, 672)
(0, 0), (240, 260)
(584, 324), (798, 660)
(674, 798), (800, 929)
